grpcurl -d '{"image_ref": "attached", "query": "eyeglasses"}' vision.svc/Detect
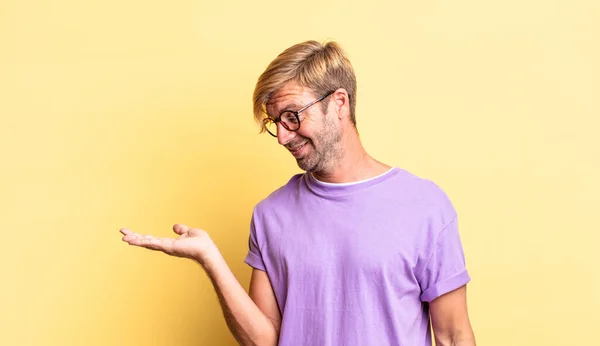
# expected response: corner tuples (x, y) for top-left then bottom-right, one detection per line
(263, 90), (335, 137)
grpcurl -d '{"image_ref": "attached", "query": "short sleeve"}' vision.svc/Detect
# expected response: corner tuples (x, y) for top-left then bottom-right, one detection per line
(244, 215), (267, 271)
(418, 217), (471, 302)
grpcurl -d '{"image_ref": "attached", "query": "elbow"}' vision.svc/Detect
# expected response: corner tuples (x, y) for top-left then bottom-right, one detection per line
(252, 334), (278, 346)
(241, 336), (278, 346)
(239, 326), (279, 346)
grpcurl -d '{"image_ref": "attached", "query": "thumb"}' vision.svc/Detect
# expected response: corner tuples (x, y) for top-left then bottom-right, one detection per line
(173, 224), (191, 235)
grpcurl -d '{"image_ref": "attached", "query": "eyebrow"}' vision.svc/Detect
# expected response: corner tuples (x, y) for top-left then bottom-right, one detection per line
(280, 103), (300, 112)
(266, 103), (301, 119)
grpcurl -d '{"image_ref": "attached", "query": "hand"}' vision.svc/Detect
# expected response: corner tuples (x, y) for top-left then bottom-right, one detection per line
(120, 224), (217, 265)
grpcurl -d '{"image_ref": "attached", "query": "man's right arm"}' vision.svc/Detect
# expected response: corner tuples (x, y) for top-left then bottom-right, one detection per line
(120, 225), (281, 346)
(203, 250), (281, 346)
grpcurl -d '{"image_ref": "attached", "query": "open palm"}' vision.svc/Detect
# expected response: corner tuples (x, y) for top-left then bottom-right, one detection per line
(120, 224), (215, 263)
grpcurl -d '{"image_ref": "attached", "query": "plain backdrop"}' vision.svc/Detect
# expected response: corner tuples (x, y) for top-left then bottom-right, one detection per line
(1, 0), (598, 345)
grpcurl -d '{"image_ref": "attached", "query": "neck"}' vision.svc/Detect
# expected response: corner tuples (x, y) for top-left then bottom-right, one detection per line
(312, 127), (391, 184)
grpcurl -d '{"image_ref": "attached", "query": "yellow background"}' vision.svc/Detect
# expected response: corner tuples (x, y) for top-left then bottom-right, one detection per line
(1, 0), (598, 345)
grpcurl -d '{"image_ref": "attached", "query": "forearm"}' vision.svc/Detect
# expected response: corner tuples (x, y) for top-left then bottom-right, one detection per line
(201, 248), (278, 346)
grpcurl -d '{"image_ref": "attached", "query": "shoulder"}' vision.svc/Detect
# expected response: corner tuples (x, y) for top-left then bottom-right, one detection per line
(252, 172), (306, 215)
(391, 168), (457, 223)
(248, 173), (306, 243)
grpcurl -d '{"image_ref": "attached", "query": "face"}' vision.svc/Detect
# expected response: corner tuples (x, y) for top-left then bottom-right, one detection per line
(265, 82), (342, 173)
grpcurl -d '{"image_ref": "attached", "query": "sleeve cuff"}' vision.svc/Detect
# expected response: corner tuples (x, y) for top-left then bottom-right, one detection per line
(244, 251), (266, 271)
(420, 269), (471, 302)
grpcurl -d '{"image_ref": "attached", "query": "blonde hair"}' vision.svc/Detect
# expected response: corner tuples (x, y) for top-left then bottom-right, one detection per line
(252, 40), (357, 132)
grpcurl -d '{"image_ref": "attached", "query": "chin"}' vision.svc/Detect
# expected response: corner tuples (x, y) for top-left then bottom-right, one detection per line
(297, 157), (326, 173)
(296, 158), (315, 172)
(296, 161), (312, 172)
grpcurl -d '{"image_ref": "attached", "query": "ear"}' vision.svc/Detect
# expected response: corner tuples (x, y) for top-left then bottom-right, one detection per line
(331, 88), (349, 120)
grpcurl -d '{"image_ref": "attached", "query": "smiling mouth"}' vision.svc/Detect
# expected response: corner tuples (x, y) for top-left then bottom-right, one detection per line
(290, 143), (305, 151)
(288, 141), (307, 154)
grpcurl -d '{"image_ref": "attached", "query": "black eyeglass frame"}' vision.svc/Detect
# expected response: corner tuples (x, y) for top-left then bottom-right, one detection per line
(262, 90), (335, 137)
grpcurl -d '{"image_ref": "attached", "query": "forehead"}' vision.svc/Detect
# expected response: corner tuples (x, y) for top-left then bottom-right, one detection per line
(265, 82), (317, 116)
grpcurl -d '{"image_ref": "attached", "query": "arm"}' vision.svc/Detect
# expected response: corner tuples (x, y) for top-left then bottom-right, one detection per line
(429, 285), (476, 346)
(120, 224), (280, 346)
(203, 248), (280, 346)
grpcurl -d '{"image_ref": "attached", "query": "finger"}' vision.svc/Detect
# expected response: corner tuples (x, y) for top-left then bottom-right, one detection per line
(128, 236), (175, 253)
(121, 232), (147, 242)
(120, 228), (133, 236)
(122, 233), (141, 242)
(173, 224), (190, 236)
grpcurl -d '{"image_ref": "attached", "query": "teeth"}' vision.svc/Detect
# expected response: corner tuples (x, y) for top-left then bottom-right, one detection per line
(290, 143), (305, 151)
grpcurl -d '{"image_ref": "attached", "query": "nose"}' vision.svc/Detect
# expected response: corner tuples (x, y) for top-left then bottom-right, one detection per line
(276, 123), (296, 146)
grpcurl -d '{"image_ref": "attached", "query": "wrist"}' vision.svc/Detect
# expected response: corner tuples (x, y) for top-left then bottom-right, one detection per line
(196, 242), (223, 269)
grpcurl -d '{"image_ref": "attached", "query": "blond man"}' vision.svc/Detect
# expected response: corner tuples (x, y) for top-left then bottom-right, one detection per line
(121, 40), (476, 346)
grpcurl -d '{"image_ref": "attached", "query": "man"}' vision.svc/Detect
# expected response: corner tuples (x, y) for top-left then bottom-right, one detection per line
(121, 40), (476, 346)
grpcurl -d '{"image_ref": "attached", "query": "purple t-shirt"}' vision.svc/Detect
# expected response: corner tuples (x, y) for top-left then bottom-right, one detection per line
(244, 167), (470, 345)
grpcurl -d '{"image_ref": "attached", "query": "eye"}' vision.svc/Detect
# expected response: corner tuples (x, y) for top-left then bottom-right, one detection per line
(281, 111), (298, 124)
(288, 112), (298, 124)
